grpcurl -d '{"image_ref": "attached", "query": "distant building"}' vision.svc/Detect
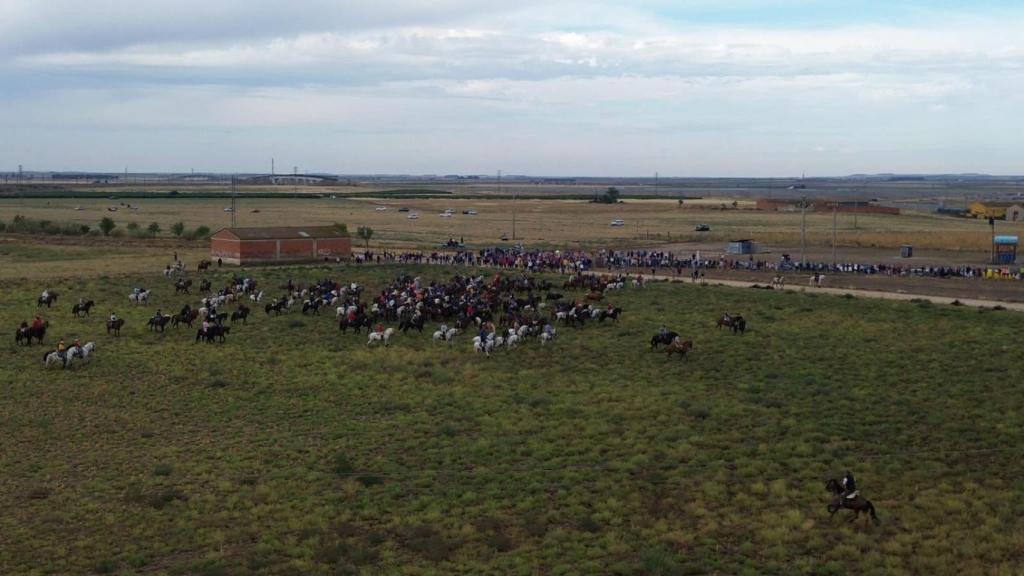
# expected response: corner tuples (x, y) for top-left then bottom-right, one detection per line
(1006, 205), (1023, 222)
(727, 239), (756, 255)
(210, 226), (351, 265)
(968, 202), (1016, 220)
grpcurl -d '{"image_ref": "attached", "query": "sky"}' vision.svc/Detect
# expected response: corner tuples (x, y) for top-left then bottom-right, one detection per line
(1, 0), (1022, 176)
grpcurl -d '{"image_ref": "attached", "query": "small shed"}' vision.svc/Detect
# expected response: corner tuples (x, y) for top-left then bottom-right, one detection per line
(210, 226), (351, 265)
(727, 239), (756, 255)
(994, 235), (1018, 264)
(900, 245), (914, 258)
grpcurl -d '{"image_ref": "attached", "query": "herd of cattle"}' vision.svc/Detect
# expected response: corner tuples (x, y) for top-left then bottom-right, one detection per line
(15, 267), (749, 368)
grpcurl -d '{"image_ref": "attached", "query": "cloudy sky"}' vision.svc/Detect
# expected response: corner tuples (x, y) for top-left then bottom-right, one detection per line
(2, 0), (1022, 176)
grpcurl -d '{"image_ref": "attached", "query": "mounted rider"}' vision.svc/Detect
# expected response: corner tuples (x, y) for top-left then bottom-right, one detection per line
(56, 339), (67, 364)
(109, 311), (118, 323)
(41, 289), (50, 302)
(32, 314), (45, 331)
(842, 470), (858, 500)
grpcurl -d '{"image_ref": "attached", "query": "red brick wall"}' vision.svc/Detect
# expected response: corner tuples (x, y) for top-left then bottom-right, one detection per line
(278, 239), (314, 257)
(210, 238), (240, 261)
(316, 238), (352, 258)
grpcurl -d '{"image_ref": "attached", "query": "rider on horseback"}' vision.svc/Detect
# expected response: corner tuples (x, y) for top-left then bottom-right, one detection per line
(109, 311), (118, 323)
(842, 470), (858, 499)
(32, 315), (45, 331)
(56, 339), (66, 364)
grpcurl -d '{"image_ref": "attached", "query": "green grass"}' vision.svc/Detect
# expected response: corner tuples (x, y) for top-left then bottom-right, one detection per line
(1, 264), (1022, 575)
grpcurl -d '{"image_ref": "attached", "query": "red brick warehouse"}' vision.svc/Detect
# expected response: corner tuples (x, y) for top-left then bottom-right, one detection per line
(209, 226), (352, 265)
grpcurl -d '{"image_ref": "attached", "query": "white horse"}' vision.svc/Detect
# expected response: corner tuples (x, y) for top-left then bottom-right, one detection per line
(540, 331), (554, 345)
(128, 290), (150, 304)
(506, 333), (520, 348)
(433, 328), (458, 343)
(367, 328), (395, 347)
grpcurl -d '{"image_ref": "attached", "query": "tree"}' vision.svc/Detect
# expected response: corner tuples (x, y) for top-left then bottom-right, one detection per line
(170, 221), (185, 237)
(195, 225), (211, 237)
(334, 222), (349, 236)
(356, 226), (374, 250)
(126, 222), (140, 231)
(148, 222), (161, 235)
(601, 187), (620, 204)
(99, 217), (116, 236)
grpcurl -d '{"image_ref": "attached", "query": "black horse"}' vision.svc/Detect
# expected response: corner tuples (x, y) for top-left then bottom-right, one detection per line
(599, 307), (623, 323)
(172, 309), (198, 328)
(265, 300), (286, 315)
(399, 314), (425, 333)
(650, 331), (679, 350)
(545, 292), (564, 301)
(231, 305), (250, 324)
(175, 279), (193, 294)
(199, 279), (212, 293)
(72, 300), (95, 317)
(826, 479), (879, 525)
(339, 314), (371, 334)
(147, 315), (172, 332)
(38, 292), (59, 308)
(302, 299), (323, 315)
(16, 322), (48, 346)
(196, 325), (230, 343)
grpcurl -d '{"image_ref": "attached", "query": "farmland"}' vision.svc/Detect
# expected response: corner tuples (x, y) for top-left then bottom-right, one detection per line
(2, 264), (1022, 575)
(1, 194), (1013, 255)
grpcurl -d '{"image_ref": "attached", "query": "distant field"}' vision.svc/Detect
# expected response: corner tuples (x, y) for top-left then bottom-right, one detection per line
(2, 195), (1015, 255)
(1, 265), (1021, 575)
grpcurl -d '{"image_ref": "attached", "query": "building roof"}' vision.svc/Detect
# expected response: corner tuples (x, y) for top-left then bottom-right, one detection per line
(213, 226), (349, 240)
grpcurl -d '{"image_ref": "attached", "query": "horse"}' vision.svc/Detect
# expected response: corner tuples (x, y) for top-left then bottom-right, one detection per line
(585, 291), (604, 302)
(16, 322), (49, 346)
(301, 299), (323, 315)
(106, 318), (125, 336)
(37, 292), (59, 308)
(545, 292), (564, 301)
(129, 290), (150, 305)
(716, 314), (745, 333)
(540, 331), (555, 345)
(825, 479), (879, 525)
(147, 314), (172, 332)
(433, 328), (457, 344)
(399, 315), (425, 333)
(72, 300), (95, 317)
(174, 279), (193, 294)
(665, 339), (693, 360)
(172, 309), (198, 328)
(196, 325), (230, 343)
(599, 307), (623, 323)
(265, 300), (286, 315)
(650, 331), (678, 350)
(230, 305), (250, 324)
(199, 279), (212, 293)
(197, 260), (212, 272)
(367, 328), (395, 347)
(43, 349), (68, 369)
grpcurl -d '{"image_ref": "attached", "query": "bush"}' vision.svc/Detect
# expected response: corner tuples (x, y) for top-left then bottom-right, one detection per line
(126, 222), (140, 231)
(99, 217), (116, 236)
(170, 221), (185, 237)
(148, 222), (161, 235)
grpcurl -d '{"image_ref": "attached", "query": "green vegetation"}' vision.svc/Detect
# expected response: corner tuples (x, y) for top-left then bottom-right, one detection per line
(356, 226), (374, 250)
(594, 186), (621, 204)
(1, 265), (1022, 574)
(99, 217), (116, 236)
(170, 221), (185, 237)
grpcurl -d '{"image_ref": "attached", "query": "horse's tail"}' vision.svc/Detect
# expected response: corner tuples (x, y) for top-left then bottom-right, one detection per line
(865, 501), (879, 524)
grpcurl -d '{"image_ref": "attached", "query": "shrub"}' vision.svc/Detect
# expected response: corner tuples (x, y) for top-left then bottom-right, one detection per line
(126, 222), (140, 231)
(148, 222), (161, 235)
(99, 217), (116, 236)
(170, 221), (185, 237)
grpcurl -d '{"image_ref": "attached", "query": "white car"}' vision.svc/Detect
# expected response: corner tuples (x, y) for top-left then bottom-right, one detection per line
(464, 209), (478, 215)
(375, 206), (388, 211)
(611, 218), (625, 227)
(439, 213), (452, 218)
(407, 213), (419, 220)
(444, 208), (455, 214)
(224, 207), (234, 212)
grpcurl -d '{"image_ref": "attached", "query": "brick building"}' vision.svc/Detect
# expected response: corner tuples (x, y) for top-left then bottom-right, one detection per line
(209, 226), (351, 265)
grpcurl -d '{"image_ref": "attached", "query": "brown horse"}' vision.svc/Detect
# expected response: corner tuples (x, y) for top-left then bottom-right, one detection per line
(197, 260), (212, 272)
(585, 291), (604, 302)
(826, 479), (879, 525)
(664, 339), (693, 360)
(106, 318), (125, 337)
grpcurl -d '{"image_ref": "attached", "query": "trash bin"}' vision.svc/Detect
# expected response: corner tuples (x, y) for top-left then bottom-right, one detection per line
(900, 245), (913, 258)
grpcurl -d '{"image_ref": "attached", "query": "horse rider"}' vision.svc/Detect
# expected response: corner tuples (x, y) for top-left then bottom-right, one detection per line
(18, 320), (29, 336)
(543, 323), (555, 337)
(842, 470), (858, 500)
(659, 325), (668, 339)
(41, 289), (50, 302)
(109, 311), (118, 324)
(154, 309), (163, 322)
(69, 338), (81, 359)
(56, 338), (67, 364)
(374, 322), (385, 335)
(201, 318), (211, 336)
(78, 296), (86, 307)
(32, 314), (45, 332)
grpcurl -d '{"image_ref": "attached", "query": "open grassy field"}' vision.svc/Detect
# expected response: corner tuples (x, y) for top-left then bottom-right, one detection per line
(2, 264), (1022, 575)
(2, 195), (1015, 255)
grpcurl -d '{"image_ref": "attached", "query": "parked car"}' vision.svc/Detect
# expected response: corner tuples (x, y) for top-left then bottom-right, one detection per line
(439, 213), (452, 218)
(611, 218), (625, 227)
(695, 224), (710, 232)
(463, 209), (478, 215)
(375, 206), (388, 211)
(398, 207), (410, 212)
(407, 213), (419, 220)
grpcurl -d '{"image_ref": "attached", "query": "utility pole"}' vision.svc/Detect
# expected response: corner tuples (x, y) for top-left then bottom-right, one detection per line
(832, 199), (838, 266)
(231, 174), (237, 228)
(989, 217), (996, 264)
(293, 166), (298, 194)
(800, 195), (808, 266)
